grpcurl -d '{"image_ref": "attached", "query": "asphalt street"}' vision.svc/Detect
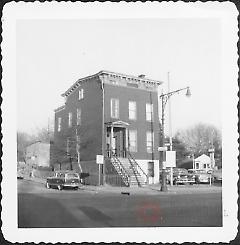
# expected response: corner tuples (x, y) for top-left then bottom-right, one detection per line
(18, 179), (222, 228)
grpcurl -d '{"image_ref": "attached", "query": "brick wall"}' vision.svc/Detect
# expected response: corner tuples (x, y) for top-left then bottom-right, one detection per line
(104, 83), (160, 160)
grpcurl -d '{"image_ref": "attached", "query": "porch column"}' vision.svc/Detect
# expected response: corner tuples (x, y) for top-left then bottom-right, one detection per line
(127, 128), (130, 152)
(110, 126), (114, 156)
(125, 128), (128, 154)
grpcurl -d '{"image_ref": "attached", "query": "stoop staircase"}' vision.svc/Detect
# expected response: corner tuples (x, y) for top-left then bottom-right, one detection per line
(110, 152), (148, 187)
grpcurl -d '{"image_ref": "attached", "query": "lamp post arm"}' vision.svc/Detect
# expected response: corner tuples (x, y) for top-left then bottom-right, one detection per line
(160, 86), (189, 99)
(160, 86), (190, 110)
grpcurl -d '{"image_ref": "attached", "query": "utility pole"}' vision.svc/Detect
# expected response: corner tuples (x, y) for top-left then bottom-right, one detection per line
(76, 128), (82, 172)
(159, 86), (191, 192)
(167, 72), (174, 186)
(66, 138), (72, 170)
(168, 72), (173, 151)
(160, 93), (167, 191)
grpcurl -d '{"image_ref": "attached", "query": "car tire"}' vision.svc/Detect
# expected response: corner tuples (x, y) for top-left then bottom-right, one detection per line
(46, 182), (50, 189)
(57, 185), (63, 191)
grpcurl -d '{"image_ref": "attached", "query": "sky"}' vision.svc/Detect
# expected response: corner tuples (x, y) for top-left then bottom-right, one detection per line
(16, 18), (222, 136)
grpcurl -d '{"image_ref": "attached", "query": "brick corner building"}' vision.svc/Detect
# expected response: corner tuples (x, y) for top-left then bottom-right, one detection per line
(52, 71), (163, 186)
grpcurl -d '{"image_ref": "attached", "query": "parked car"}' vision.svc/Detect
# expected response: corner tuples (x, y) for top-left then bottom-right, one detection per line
(173, 167), (189, 175)
(172, 168), (195, 185)
(17, 173), (24, 179)
(17, 170), (24, 179)
(46, 171), (81, 190)
(212, 169), (222, 183)
(188, 169), (210, 184)
(173, 174), (195, 185)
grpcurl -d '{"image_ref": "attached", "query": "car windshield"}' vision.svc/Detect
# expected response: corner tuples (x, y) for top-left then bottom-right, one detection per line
(66, 173), (79, 178)
(55, 173), (65, 178)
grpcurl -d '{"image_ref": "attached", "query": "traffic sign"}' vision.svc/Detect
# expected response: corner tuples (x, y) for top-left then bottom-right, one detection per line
(96, 155), (104, 164)
(166, 151), (176, 167)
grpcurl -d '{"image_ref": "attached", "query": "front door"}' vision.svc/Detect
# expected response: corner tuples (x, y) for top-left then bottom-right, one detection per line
(114, 129), (126, 158)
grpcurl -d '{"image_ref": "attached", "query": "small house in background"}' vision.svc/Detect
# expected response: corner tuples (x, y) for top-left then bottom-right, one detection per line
(194, 154), (211, 171)
(26, 141), (51, 167)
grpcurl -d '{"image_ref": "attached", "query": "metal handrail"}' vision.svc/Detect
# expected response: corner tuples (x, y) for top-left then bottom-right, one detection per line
(128, 151), (149, 184)
(111, 152), (130, 186)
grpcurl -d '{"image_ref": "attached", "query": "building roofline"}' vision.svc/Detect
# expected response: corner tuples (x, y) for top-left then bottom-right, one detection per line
(61, 70), (163, 97)
(54, 105), (65, 113)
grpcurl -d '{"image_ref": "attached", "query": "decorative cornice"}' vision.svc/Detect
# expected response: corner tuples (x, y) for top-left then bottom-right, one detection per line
(99, 70), (162, 86)
(61, 70), (163, 97)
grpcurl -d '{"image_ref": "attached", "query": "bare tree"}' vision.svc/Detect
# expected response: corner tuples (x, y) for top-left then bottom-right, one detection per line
(31, 126), (54, 143)
(17, 131), (33, 162)
(50, 123), (96, 171)
(175, 123), (222, 157)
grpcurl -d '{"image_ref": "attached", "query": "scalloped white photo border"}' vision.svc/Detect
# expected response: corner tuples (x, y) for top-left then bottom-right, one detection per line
(1, 2), (239, 243)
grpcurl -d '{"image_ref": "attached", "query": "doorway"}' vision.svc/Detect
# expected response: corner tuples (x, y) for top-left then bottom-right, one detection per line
(106, 127), (127, 158)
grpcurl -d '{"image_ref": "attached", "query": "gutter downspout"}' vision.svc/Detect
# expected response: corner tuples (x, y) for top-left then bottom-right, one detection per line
(100, 77), (105, 186)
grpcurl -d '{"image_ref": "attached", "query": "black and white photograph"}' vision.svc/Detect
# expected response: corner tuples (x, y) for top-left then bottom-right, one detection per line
(2, 2), (238, 243)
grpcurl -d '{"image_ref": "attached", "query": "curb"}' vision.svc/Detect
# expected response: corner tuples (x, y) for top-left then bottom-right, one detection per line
(21, 178), (222, 195)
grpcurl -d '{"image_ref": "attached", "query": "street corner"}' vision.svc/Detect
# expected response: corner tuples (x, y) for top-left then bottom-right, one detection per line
(136, 200), (164, 225)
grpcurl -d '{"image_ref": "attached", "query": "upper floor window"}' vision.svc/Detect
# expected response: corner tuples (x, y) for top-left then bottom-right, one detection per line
(127, 82), (138, 88)
(109, 79), (118, 85)
(57, 117), (62, 132)
(111, 98), (119, 119)
(129, 101), (137, 120)
(68, 112), (72, 127)
(146, 131), (154, 153)
(129, 130), (137, 152)
(78, 89), (84, 100)
(77, 108), (81, 126)
(146, 103), (153, 121)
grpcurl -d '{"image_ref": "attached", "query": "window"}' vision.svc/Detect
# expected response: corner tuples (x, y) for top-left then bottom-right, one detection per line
(57, 117), (62, 132)
(146, 103), (153, 121)
(68, 112), (72, 127)
(77, 108), (81, 125)
(129, 101), (137, 120)
(109, 79), (118, 85)
(78, 89), (84, 100)
(129, 130), (137, 152)
(111, 98), (119, 118)
(127, 83), (138, 88)
(146, 131), (154, 153)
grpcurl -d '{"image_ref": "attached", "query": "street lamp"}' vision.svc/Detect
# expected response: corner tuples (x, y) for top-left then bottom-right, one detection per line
(159, 86), (191, 192)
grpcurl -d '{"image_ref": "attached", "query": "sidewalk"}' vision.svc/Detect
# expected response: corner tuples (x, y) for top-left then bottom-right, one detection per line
(147, 183), (222, 194)
(23, 176), (222, 195)
(80, 183), (222, 195)
(23, 176), (46, 184)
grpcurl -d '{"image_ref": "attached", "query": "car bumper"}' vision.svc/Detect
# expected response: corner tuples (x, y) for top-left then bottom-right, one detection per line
(63, 183), (79, 188)
(176, 180), (195, 184)
(199, 179), (209, 183)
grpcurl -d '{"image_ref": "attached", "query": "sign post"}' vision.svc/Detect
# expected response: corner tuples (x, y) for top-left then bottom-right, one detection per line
(166, 151), (176, 186)
(96, 155), (104, 186)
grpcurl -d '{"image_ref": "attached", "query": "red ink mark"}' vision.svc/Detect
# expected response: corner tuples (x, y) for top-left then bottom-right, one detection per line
(137, 202), (162, 224)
